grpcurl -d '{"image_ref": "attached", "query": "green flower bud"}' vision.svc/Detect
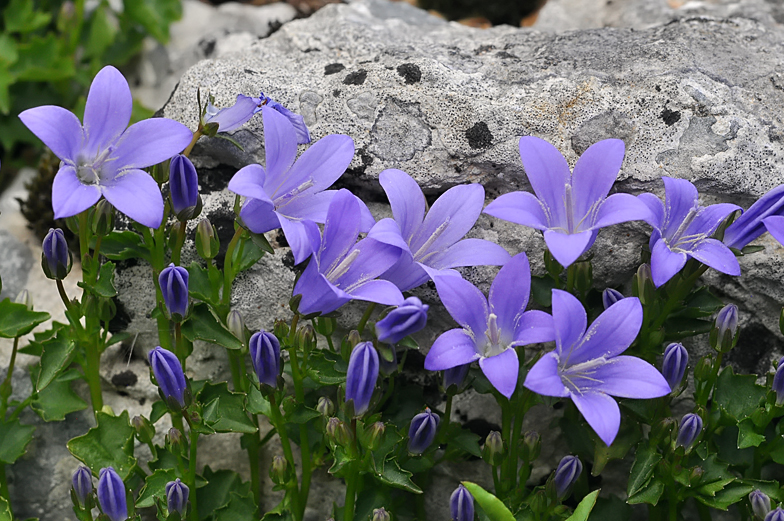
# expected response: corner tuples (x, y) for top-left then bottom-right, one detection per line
(273, 319), (289, 341)
(522, 431), (541, 462)
(15, 290), (32, 310)
(372, 508), (391, 521)
(632, 264), (655, 305)
(347, 330), (361, 348)
(574, 261), (593, 295)
(482, 431), (504, 465)
(226, 310), (246, 343)
(366, 422), (385, 451)
(167, 428), (184, 452)
(316, 316), (336, 337)
(270, 455), (290, 485)
(131, 415), (155, 445)
(195, 219), (220, 260)
(92, 200), (115, 236)
(317, 397), (335, 417)
(694, 355), (714, 383)
(296, 324), (315, 354)
(650, 417), (677, 447)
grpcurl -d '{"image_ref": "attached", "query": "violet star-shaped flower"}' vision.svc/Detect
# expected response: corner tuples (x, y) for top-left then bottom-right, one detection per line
(292, 189), (404, 316)
(638, 177), (740, 287)
(368, 169), (511, 291)
(721, 183), (784, 250)
(19, 66), (193, 228)
(204, 94), (261, 133)
(229, 106), (374, 263)
(424, 252), (555, 398)
(524, 290), (670, 445)
(483, 137), (650, 268)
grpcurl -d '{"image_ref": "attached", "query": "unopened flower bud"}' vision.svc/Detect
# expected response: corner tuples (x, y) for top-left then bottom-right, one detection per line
(650, 417), (677, 447)
(72, 465), (93, 508)
(131, 415), (154, 445)
(169, 155), (201, 221)
(408, 408), (440, 454)
(42, 228), (72, 280)
(662, 342), (688, 391)
(444, 364), (469, 392)
(689, 466), (704, 482)
(372, 508), (391, 521)
(347, 330), (362, 347)
(149, 347), (188, 410)
(317, 397), (335, 417)
(773, 358), (784, 406)
(711, 304), (739, 353)
(225, 310), (245, 344)
(273, 319), (289, 341)
(601, 288), (624, 310)
(249, 331), (281, 388)
(345, 342), (379, 416)
(296, 324), (315, 353)
(450, 484), (474, 521)
(92, 200), (115, 236)
(195, 219), (220, 260)
(676, 413), (703, 449)
(766, 507), (784, 521)
(633, 264), (654, 305)
(367, 421), (385, 451)
(554, 455), (582, 499)
(315, 316), (336, 337)
(159, 264), (189, 320)
(326, 417), (352, 447)
(375, 297), (429, 344)
(482, 431), (503, 465)
(523, 431), (541, 462)
(750, 489), (771, 519)
(165, 478), (189, 516)
(378, 343), (398, 375)
(97, 467), (127, 521)
(270, 455), (289, 485)
(694, 355), (714, 382)
(167, 428), (184, 450)
(15, 289), (32, 310)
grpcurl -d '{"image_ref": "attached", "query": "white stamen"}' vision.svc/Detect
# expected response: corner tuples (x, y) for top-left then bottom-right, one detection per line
(327, 249), (360, 282)
(413, 219), (450, 261)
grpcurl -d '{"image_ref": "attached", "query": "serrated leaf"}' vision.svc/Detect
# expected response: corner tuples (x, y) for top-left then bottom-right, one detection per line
(93, 262), (117, 298)
(37, 334), (75, 391)
(98, 231), (150, 262)
(626, 479), (664, 506)
(627, 445), (661, 497)
(233, 237), (265, 273)
(0, 418), (35, 464)
(0, 496), (11, 521)
(197, 467), (250, 520)
(696, 482), (751, 510)
(67, 411), (136, 479)
(11, 34), (74, 81)
(32, 369), (88, 421)
(285, 405), (320, 425)
(378, 459), (421, 494)
(186, 263), (219, 304)
(198, 382), (257, 434)
(461, 482), (515, 521)
(0, 299), (50, 338)
(566, 490), (600, 521)
(663, 317), (712, 340)
(84, 4), (118, 59)
(150, 401), (168, 424)
(213, 491), (256, 521)
(305, 350), (346, 385)
(714, 367), (766, 421)
(448, 427), (482, 458)
(737, 419), (765, 449)
(246, 385), (272, 418)
(136, 468), (178, 508)
(181, 304), (242, 350)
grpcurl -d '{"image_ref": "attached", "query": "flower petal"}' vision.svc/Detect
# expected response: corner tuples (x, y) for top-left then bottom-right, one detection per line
(239, 199), (279, 234)
(380, 169), (426, 240)
(518, 136), (570, 227)
(689, 238), (740, 276)
(432, 273), (489, 339)
(228, 164), (271, 203)
(18, 106), (84, 161)
(425, 329), (481, 371)
(347, 279), (404, 306)
(380, 253), (429, 292)
(428, 238), (511, 270)
(82, 66), (132, 157)
(271, 134), (354, 200)
(662, 177), (699, 233)
(568, 296), (642, 365)
(489, 252), (531, 334)
(764, 215), (784, 246)
(544, 229), (594, 268)
(585, 356), (670, 399)
(637, 193), (665, 230)
(593, 193), (653, 229)
(207, 94), (259, 132)
(483, 191), (549, 230)
(261, 105), (298, 184)
(512, 310), (556, 345)
(111, 118), (193, 170)
(334, 238), (402, 291)
(524, 352), (569, 397)
(570, 391), (620, 446)
(685, 203), (741, 238)
(278, 216), (321, 265)
(276, 189), (333, 223)
(293, 260), (350, 315)
(551, 290), (587, 358)
(102, 169), (164, 228)
(51, 165), (101, 219)
(651, 238), (688, 287)
(411, 184), (485, 258)
(571, 139), (625, 222)
(479, 348), (519, 399)
(367, 218), (410, 252)
(724, 185), (784, 249)
(318, 189), (361, 270)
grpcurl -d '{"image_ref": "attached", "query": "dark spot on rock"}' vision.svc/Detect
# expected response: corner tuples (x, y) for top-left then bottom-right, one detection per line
(282, 250), (296, 271)
(275, 229), (288, 248)
(109, 297), (132, 333)
(197, 164), (238, 196)
(496, 51), (518, 59)
(111, 370), (138, 388)
(206, 203), (236, 270)
(244, 68), (258, 75)
(727, 322), (784, 375)
(267, 20), (283, 35)
(360, 150), (374, 167)
(324, 63), (345, 75)
(332, 89), (341, 97)
(139, 397), (146, 406)
(661, 107), (681, 126)
(343, 70), (368, 85)
(199, 38), (216, 57)
(396, 63), (421, 84)
(655, 85), (662, 92)
(474, 44), (495, 55)
(303, 47), (320, 53)
(466, 122), (493, 149)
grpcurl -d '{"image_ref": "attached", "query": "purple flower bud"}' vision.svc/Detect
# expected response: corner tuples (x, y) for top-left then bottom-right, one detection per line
(601, 288), (624, 310)
(443, 364), (470, 390)
(372, 508), (391, 521)
(345, 342), (379, 415)
(676, 413), (703, 449)
(249, 331), (281, 387)
(169, 155), (200, 220)
(159, 263), (189, 318)
(42, 228), (71, 280)
(554, 455), (582, 499)
(450, 484), (474, 521)
(165, 478), (189, 516)
(97, 467), (127, 521)
(72, 465), (93, 507)
(408, 407), (440, 454)
(766, 508), (784, 521)
(149, 347), (187, 409)
(750, 489), (771, 519)
(662, 342), (688, 391)
(375, 297), (429, 344)
(774, 359), (784, 406)
(711, 304), (739, 353)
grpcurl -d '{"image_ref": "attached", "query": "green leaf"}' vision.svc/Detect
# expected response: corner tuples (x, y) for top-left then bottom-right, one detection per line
(4, 0), (52, 33)
(566, 490), (600, 521)
(694, 454), (735, 497)
(37, 334), (75, 391)
(626, 479), (664, 506)
(10, 34), (75, 81)
(531, 276), (555, 308)
(714, 367), (766, 421)
(0, 497), (10, 521)
(198, 382), (257, 434)
(122, 0), (181, 43)
(32, 369), (88, 421)
(627, 445), (661, 497)
(737, 419), (765, 449)
(136, 468), (177, 508)
(663, 317), (712, 340)
(246, 385), (272, 418)
(150, 401), (168, 424)
(0, 418), (35, 463)
(461, 482), (515, 521)
(378, 459), (422, 494)
(93, 262), (118, 298)
(587, 495), (633, 521)
(84, 4), (118, 59)
(233, 238), (265, 273)
(284, 404), (320, 425)
(197, 467), (250, 520)
(67, 411), (137, 479)
(305, 350), (346, 385)
(448, 426), (482, 458)
(98, 231), (150, 262)
(181, 304), (242, 350)
(0, 299), (50, 338)
(187, 263), (219, 304)
(19, 321), (68, 356)
(213, 491), (256, 521)
(696, 482), (752, 510)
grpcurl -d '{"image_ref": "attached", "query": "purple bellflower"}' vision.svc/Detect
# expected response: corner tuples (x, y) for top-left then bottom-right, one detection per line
(149, 347), (188, 409)
(345, 341), (379, 415)
(228, 106), (373, 264)
(249, 331), (281, 387)
(292, 189), (404, 316)
(97, 467), (127, 521)
(450, 484), (474, 521)
(258, 93), (311, 144)
(369, 169), (510, 291)
(375, 296), (429, 344)
(19, 66), (192, 228)
(723, 184), (784, 249)
(424, 252), (555, 398)
(661, 342), (688, 391)
(637, 177), (740, 287)
(204, 94), (261, 133)
(484, 137), (649, 268)
(601, 288), (624, 310)
(524, 291), (670, 445)
(443, 364), (470, 390)
(408, 407), (440, 454)
(750, 490), (772, 520)
(773, 357), (784, 406)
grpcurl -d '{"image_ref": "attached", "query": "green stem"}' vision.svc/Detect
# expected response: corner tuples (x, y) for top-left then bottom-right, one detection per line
(172, 221), (187, 266)
(84, 339), (103, 415)
(325, 334), (335, 352)
(269, 393), (301, 519)
(0, 463), (9, 503)
(509, 394), (527, 494)
(184, 416), (199, 521)
(175, 323), (186, 367)
(172, 412), (185, 437)
(289, 347), (312, 519)
(0, 337), (20, 418)
(650, 266), (708, 332)
(565, 264), (577, 293)
(246, 417), (262, 511)
(222, 227), (244, 306)
(182, 130), (202, 158)
(443, 394), (453, 432)
(343, 461), (359, 521)
(500, 398), (512, 493)
(78, 210), (90, 266)
(357, 303), (376, 335)
(8, 395), (34, 422)
(492, 465), (501, 495)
